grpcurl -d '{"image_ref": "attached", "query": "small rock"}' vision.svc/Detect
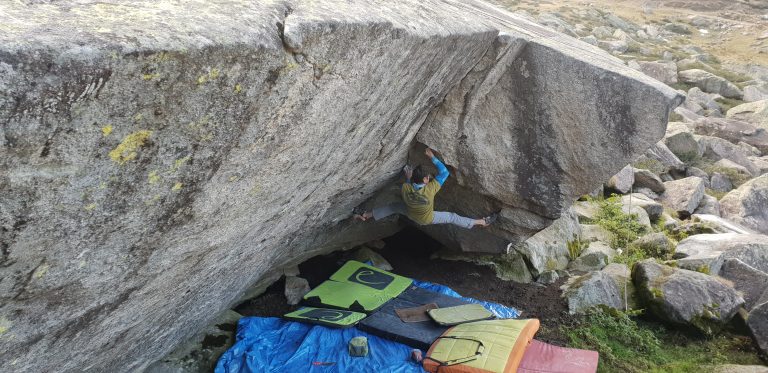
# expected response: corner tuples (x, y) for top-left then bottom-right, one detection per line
(687, 87), (722, 113)
(630, 232), (674, 258)
(283, 266), (300, 277)
(285, 276), (311, 306)
(749, 155), (768, 174)
(743, 84), (768, 102)
(514, 209), (580, 277)
(664, 122), (702, 161)
(633, 168), (666, 193)
(720, 174), (768, 234)
(686, 166), (710, 188)
(635, 187), (660, 200)
(591, 26), (614, 39)
(710, 172), (733, 193)
(642, 141), (686, 172)
(690, 214), (756, 234)
(663, 22), (692, 35)
(601, 263), (637, 310)
(352, 247), (393, 271)
(580, 224), (613, 243)
(694, 194), (720, 216)
(537, 270), (560, 284)
(637, 61), (678, 84)
(620, 193), (663, 221)
(562, 271), (623, 314)
(661, 177), (706, 217)
(632, 259), (744, 335)
(569, 242), (616, 272)
(598, 39), (628, 53)
(699, 136), (761, 176)
(606, 165), (635, 194)
(710, 364), (768, 373)
(580, 35), (598, 46)
(719, 259), (768, 310)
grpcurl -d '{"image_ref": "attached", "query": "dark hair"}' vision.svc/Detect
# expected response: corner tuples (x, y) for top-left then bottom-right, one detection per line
(411, 165), (428, 184)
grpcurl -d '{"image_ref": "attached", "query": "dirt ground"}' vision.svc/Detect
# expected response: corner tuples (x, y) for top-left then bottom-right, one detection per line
(235, 227), (576, 346)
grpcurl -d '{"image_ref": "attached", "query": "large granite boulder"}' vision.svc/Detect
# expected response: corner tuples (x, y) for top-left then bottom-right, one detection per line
(694, 194), (720, 216)
(661, 177), (705, 217)
(568, 241), (616, 272)
(727, 100), (768, 129)
(720, 175), (768, 234)
(690, 214), (756, 234)
(0, 1), (683, 371)
(678, 69), (743, 99)
(636, 141), (686, 172)
(633, 260), (744, 335)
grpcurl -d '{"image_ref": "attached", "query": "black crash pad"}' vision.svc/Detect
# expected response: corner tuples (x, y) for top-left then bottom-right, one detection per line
(357, 285), (470, 350)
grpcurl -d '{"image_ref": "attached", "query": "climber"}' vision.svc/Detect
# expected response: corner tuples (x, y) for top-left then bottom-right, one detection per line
(353, 147), (497, 229)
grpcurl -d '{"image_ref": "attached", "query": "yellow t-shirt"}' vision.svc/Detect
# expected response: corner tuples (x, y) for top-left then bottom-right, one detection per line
(401, 179), (441, 225)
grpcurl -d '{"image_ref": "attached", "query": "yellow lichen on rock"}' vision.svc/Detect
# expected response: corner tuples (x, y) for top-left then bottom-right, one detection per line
(109, 130), (152, 164)
(101, 124), (113, 137)
(33, 264), (49, 279)
(171, 182), (183, 192)
(148, 170), (161, 184)
(234, 83), (242, 93)
(84, 203), (97, 211)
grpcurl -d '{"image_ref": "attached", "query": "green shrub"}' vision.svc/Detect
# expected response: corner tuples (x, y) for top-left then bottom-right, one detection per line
(594, 195), (648, 249)
(567, 235), (590, 260)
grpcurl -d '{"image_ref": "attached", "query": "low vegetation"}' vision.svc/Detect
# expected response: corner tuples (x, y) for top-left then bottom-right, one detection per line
(592, 195), (648, 249)
(563, 308), (763, 373)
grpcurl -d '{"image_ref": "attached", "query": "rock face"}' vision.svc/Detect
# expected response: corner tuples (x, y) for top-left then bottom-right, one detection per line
(0, 1), (682, 372)
(637, 61), (677, 84)
(719, 259), (768, 310)
(678, 69), (743, 99)
(514, 208), (580, 277)
(720, 175), (768, 234)
(633, 260), (744, 335)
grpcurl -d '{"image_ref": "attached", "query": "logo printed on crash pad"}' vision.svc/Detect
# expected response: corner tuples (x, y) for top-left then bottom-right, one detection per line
(300, 308), (353, 321)
(348, 268), (394, 290)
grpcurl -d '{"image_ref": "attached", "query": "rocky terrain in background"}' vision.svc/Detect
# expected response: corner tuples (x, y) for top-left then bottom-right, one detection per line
(465, 0), (768, 362)
(0, 0), (680, 372)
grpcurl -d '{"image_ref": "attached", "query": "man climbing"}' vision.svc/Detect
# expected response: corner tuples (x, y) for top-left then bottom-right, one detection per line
(354, 148), (497, 229)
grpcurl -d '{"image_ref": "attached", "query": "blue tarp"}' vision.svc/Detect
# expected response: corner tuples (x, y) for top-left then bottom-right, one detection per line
(215, 281), (520, 373)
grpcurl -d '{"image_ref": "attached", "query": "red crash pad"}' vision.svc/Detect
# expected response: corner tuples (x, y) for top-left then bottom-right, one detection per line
(517, 339), (598, 373)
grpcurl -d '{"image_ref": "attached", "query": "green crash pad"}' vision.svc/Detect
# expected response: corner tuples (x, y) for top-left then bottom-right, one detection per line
(303, 280), (396, 313)
(330, 260), (412, 298)
(427, 304), (495, 326)
(283, 307), (367, 328)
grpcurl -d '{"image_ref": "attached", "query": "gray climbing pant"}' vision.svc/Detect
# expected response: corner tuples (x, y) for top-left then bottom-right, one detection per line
(372, 203), (476, 229)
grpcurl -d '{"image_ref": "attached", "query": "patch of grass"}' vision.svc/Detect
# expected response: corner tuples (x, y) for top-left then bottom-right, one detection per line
(701, 165), (751, 188)
(567, 234), (590, 260)
(714, 97), (745, 114)
(668, 112), (684, 122)
(669, 82), (694, 92)
(705, 188), (727, 200)
(594, 195), (648, 249)
(633, 158), (665, 175)
(563, 308), (763, 373)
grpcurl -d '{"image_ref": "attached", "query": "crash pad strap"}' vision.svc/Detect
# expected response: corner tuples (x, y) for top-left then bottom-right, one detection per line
(394, 303), (438, 323)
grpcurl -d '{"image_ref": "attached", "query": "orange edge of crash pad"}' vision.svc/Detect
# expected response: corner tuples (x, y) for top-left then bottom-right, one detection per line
(422, 319), (540, 373)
